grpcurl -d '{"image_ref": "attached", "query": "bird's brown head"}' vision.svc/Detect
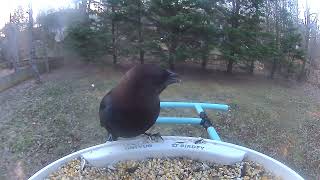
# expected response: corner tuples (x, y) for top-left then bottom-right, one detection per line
(122, 64), (181, 96)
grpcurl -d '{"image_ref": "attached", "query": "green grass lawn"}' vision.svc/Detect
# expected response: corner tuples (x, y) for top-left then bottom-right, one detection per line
(0, 64), (319, 179)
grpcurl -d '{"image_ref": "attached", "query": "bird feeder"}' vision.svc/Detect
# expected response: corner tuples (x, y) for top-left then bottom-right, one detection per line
(28, 102), (304, 180)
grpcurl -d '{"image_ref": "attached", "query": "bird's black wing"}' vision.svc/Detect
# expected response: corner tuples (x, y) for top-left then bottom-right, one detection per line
(99, 90), (113, 129)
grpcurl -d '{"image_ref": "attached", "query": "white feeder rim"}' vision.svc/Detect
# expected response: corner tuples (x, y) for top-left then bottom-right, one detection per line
(28, 136), (304, 180)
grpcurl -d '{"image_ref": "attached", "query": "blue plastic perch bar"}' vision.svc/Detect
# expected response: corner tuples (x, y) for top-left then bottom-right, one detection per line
(156, 102), (229, 141)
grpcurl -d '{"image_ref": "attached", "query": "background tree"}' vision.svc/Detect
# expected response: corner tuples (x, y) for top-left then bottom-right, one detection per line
(189, 0), (223, 70)
(27, 3), (41, 83)
(213, 0), (266, 74)
(10, 6), (28, 31)
(47, 0), (318, 81)
(147, 0), (219, 70)
(64, 23), (111, 61)
(298, 0), (318, 80)
(119, 0), (146, 64)
(100, 0), (123, 64)
(5, 22), (20, 72)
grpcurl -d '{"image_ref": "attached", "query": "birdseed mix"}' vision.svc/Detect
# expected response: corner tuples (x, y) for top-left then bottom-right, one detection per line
(46, 157), (281, 180)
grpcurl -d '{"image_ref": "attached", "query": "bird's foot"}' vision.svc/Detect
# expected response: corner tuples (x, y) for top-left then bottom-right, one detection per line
(80, 157), (87, 171)
(106, 133), (117, 142)
(144, 132), (164, 142)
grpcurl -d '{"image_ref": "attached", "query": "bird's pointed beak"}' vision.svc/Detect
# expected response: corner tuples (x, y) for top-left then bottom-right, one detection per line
(165, 70), (181, 86)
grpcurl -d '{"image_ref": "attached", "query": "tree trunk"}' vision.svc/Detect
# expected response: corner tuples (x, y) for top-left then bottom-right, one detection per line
(249, 59), (254, 74)
(112, 6), (117, 64)
(28, 3), (41, 83)
(168, 42), (177, 70)
(41, 26), (50, 73)
(138, 0), (144, 64)
(265, 0), (270, 32)
(81, 0), (87, 15)
(287, 56), (294, 78)
(201, 41), (209, 70)
(249, 0), (259, 75)
(139, 44), (145, 64)
(299, 1), (311, 80)
(309, 19), (318, 67)
(44, 42), (50, 73)
(226, 0), (240, 74)
(270, 0), (280, 79)
(270, 58), (277, 79)
(227, 60), (233, 74)
(201, 56), (208, 70)
(8, 23), (19, 72)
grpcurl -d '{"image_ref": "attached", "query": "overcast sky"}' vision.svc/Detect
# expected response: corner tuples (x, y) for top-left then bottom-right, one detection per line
(0, 0), (319, 28)
(0, 0), (74, 27)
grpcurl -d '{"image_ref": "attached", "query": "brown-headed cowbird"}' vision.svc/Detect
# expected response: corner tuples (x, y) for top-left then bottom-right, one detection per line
(99, 64), (180, 141)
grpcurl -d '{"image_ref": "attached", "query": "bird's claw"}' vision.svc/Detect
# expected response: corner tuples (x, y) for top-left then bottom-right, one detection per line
(144, 132), (164, 142)
(194, 138), (205, 144)
(80, 157), (87, 171)
(106, 133), (117, 142)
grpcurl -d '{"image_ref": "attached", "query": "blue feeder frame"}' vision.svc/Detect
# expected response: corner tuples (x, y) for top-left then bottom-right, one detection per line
(156, 102), (229, 141)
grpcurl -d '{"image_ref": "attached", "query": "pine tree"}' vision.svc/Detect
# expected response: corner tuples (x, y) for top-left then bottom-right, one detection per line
(147, 0), (219, 70)
(120, 0), (146, 64)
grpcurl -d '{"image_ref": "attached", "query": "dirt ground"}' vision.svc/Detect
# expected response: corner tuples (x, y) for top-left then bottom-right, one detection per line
(0, 63), (319, 179)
